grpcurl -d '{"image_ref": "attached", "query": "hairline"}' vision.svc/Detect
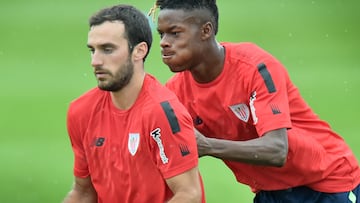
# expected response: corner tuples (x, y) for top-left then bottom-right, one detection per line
(159, 8), (213, 26)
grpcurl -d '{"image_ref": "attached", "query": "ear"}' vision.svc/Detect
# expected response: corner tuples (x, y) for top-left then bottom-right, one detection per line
(132, 42), (148, 61)
(201, 22), (213, 40)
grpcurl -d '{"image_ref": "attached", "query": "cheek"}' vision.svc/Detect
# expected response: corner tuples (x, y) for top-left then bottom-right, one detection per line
(175, 39), (191, 50)
(176, 50), (193, 62)
(108, 53), (127, 67)
(177, 40), (199, 62)
(173, 41), (194, 59)
(165, 50), (194, 72)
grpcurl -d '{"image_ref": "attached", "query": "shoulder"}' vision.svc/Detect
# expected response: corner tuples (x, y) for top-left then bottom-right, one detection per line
(222, 42), (280, 67)
(144, 74), (178, 101)
(143, 74), (190, 117)
(67, 87), (107, 120)
(165, 73), (184, 90)
(164, 72), (191, 102)
(222, 42), (288, 78)
(222, 42), (267, 55)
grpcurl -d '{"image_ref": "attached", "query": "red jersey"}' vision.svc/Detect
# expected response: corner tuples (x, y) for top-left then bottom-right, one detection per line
(67, 74), (203, 202)
(166, 42), (360, 193)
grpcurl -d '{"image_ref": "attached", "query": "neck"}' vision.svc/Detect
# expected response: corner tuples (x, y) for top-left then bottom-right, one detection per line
(191, 41), (225, 83)
(111, 70), (146, 110)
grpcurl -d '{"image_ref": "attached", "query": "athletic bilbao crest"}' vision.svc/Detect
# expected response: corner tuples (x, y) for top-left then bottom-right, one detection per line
(128, 133), (140, 156)
(229, 103), (250, 123)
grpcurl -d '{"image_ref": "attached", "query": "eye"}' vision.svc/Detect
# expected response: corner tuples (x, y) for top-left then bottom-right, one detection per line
(103, 47), (114, 54)
(88, 48), (95, 54)
(158, 31), (164, 39)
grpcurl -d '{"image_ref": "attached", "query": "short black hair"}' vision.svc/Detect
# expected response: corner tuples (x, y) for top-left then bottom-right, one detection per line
(155, 0), (219, 35)
(89, 4), (152, 61)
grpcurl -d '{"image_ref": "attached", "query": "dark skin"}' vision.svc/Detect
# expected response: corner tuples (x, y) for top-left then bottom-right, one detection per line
(157, 9), (288, 167)
(157, 9), (224, 83)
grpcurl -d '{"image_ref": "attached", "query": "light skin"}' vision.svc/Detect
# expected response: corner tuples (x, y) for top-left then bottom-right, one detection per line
(87, 21), (145, 110)
(157, 9), (288, 167)
(63, 20), (202, 203)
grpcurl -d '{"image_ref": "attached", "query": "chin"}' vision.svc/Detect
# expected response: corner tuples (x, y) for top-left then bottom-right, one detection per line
(168, 67), (184, 73)
(165, 63), (186, 73)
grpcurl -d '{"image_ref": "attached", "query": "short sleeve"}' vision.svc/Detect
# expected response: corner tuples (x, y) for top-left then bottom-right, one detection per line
(67, 104), (90, 178)
(249, 59), (292, 136)
(148, 98), (199, 179)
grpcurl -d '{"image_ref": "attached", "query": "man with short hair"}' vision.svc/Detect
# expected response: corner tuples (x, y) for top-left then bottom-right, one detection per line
(152, 0), (360, 202)
(63, 4), (205, 203)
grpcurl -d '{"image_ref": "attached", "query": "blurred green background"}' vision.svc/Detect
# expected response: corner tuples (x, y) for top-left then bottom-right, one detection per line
(0, 0), (359, 202)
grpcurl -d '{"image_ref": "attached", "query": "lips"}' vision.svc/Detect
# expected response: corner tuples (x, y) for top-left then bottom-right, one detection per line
(161, 50), (175, 59)
(95, 70), (107, 74)
(94, 70), (109, 79)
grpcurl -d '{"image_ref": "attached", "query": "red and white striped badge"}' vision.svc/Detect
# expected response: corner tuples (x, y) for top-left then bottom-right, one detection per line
(128, 133), (140, 156)
(229, 103), (250, 123)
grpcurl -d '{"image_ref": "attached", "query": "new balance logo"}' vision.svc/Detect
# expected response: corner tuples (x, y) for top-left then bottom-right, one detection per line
(93, 137), (105, 147)
(194, 116), (203, 125)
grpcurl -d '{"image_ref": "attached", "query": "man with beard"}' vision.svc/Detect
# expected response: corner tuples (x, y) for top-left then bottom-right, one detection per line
(63, 4), (204, 203)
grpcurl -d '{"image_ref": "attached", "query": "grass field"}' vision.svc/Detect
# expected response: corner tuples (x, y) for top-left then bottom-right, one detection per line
(0, 1), (359, 202)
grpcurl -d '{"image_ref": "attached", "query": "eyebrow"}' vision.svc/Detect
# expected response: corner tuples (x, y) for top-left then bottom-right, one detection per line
(158, 25), (181, 33)
(87, 43), (116, 49)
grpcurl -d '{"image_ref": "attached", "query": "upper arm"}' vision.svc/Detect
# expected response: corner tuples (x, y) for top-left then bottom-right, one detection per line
(63, 176), (97, 203)
(149, 98), (199, 178)
(165, 167), (202, 203)
(249, 59), (292, 136)
(67, 104), (90, 177)
(73, 176), (96, 193)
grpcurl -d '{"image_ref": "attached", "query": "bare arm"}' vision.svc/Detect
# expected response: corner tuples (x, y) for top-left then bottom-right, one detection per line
(196, 128), (288, 167)
(166, 167), (202, 203)
(63, 176), (97, 203)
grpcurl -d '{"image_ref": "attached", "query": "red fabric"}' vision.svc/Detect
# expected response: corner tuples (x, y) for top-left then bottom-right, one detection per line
(67, 74), (203, 202)
(166, 42), (360, 192)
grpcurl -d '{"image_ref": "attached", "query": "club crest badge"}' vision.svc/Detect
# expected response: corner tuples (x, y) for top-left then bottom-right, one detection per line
(128, 133), (140, 156)
(229, 103), (250, 123)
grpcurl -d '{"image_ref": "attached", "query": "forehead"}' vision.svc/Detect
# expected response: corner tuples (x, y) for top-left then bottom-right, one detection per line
(157, 9), (203, 30)
(88, 21), (126, 45)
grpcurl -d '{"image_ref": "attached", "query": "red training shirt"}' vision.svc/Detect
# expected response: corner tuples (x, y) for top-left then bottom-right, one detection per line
(166, 42), (360, 193)
(67, 74), (204, 202)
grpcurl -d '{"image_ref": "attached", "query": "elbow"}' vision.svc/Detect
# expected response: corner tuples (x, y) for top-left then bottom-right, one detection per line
(270, 129), (289, 167)
(272, 141), (288, 167)
(273, 148), (287, 167)
(173, 185), (202, 203)
(189, 188), (202, 203)
(184, 183), (202, 203)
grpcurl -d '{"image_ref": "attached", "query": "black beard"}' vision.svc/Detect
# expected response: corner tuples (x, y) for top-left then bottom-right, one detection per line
(97, 57), (134, 92)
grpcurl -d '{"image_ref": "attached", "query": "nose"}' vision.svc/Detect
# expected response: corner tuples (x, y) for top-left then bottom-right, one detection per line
(159, 35), (170, 48)
(91, 51), (103, 68)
